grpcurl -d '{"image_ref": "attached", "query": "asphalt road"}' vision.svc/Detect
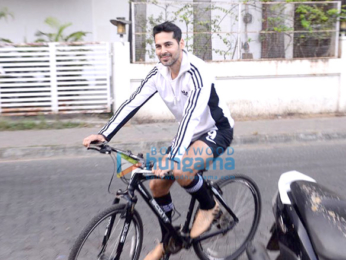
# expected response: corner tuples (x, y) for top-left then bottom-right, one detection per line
(1, 140), (346, 260)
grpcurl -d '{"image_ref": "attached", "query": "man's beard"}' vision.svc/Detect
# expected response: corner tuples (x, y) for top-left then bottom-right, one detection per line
(160, 50), (180, 67)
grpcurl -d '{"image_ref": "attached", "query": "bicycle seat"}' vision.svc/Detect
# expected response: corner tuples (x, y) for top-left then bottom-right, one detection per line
(290, 181), (346, 260)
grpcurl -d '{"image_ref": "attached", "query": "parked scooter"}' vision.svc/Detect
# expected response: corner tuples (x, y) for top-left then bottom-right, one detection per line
(247, 171), (346, 260)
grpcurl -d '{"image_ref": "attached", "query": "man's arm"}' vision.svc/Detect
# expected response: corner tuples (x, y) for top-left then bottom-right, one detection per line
(83, 67), (158, 147)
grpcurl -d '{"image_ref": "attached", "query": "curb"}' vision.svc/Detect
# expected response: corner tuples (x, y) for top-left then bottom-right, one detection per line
(232, 132), (346, 145)
(1, 131), (346, 160)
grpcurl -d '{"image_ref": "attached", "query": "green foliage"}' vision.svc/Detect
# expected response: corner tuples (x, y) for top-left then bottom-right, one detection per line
(0, 7), (14, 43)
(174, 4), (194, 52)
(295, 4), (337, 32)
(0, 7), (14, 21)
(146, 13), (166, 59)
(0, 37), (12, 43)
(137, 0), (345, 61)
(35, 17), (89, 42)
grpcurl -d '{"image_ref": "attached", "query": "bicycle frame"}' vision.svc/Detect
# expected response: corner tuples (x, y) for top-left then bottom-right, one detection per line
(105, 167), (239, 259)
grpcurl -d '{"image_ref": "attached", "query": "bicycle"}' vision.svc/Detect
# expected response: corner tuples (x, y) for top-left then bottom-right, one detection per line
(68, 142), (261, 260)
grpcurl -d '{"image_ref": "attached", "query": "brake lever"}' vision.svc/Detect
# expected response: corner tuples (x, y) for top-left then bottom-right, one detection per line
(87, 147), (101, 152)
(99, 146), (112, 154)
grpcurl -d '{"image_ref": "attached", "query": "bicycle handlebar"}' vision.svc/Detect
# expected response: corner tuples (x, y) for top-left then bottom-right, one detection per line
(87, 141), (174, 178)
(89, 141), (143, 161)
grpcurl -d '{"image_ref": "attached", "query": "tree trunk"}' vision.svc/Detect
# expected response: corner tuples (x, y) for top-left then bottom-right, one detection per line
(193, 0), (212, 60)
(261, 4), (285, 59)
(133, 0), (147, 62)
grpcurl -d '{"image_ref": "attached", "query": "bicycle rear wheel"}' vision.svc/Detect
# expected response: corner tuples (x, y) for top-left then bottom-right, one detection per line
(69, 204), (143, 260)
(193, 174), (261, 260)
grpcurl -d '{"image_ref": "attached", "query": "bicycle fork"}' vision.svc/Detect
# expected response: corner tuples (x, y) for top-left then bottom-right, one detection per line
(113, 205), (134, 260)
(98, 191), (136, 260)
(97, 213), (117, 258)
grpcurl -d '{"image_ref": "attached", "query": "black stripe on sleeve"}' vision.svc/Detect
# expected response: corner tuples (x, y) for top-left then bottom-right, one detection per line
(190, 63), (203, 88)
(99, 67), (158, 137)
(102, 91), (157, 141)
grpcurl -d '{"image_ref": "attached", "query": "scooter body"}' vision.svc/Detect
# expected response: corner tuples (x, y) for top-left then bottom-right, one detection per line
(247, 171), (346, 260)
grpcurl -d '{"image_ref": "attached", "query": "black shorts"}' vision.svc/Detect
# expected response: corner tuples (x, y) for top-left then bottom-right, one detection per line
(167, 128), (233, 158)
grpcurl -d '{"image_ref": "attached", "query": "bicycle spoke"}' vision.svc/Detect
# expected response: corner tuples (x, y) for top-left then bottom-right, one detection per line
(236, 208), (255, 220)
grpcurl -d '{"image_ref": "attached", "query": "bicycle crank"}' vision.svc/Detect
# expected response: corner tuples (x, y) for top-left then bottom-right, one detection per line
(163, 227), (183, 255)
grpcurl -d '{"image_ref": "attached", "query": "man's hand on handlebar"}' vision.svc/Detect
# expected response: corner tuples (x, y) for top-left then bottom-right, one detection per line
(83, 134), (106, 148)
(152, 163), (172, 178)
(152, 155), (176, 178)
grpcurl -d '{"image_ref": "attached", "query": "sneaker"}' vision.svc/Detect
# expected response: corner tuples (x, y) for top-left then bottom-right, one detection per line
(143, 242), (164, 260)
(190, 201), (220, 238)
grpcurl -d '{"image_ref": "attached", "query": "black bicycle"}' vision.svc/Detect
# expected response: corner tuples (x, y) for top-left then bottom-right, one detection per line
(68, 142), (261, 260)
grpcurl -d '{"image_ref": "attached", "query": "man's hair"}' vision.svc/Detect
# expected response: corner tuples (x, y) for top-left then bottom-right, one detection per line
(153, 21), (182, 43)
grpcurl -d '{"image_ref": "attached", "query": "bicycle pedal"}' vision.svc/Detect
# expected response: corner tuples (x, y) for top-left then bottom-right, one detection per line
(214, 212), (234, 230)
(212, 210), (223, 224)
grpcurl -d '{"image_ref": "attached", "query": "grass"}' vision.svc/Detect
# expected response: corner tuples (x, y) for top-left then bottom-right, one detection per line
(0, 119), (89, 131)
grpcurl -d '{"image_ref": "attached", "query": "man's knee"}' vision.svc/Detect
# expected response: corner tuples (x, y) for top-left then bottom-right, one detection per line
(149, 179), (161, 191)
(149, 179), (173, 194)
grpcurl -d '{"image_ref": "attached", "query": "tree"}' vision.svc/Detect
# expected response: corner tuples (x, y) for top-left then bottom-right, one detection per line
(133, 0), (147, 62)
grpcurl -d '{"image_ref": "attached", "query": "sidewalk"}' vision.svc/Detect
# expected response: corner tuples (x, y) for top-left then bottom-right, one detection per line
(1, 116), (346, 160)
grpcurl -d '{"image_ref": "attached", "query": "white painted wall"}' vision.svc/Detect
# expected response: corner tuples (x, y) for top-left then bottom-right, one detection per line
(0, 0), (129, 43)
(91, 0), (129, 42)
(113, 37), (346, 119)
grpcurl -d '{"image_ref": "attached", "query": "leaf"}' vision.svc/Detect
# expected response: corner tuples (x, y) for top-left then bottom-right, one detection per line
(0, 37), (13, 43)
(35, 38), (46, 43)
(55, 22), (72, 41)
(301, 20), (311, 29)
(35, 30), (49, 37)
(44, 17), (61, 29)
(0, 7), (14, 21)
(65, 31), (89, 42)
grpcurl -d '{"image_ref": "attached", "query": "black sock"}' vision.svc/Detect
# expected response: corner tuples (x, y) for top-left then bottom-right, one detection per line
(183, 174), (215, 210)
(154, 193), (174, 243)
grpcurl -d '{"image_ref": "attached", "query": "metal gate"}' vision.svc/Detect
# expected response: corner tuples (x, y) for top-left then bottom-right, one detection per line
(0, 42), (112, 116)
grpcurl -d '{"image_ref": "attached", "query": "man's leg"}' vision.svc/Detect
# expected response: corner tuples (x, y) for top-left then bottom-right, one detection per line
(171, 140), (219, 238)
(144, 155), (175, 260)
(149, 154), (175, 241)
(149, 177), (175, 243)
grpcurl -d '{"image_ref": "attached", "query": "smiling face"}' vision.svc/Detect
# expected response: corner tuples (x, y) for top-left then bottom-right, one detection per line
(154, 31), (184, 67)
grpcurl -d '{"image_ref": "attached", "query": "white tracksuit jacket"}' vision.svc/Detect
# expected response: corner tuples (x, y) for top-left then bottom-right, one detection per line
(99, 50), (234, 162)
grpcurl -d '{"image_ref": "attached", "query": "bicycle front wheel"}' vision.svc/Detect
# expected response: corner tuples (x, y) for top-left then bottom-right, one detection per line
(193, 174), (261, 260)
(69, 204), (143, 260)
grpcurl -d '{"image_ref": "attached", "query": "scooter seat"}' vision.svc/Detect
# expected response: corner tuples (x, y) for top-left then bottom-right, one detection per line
(290, 181), (346, 260)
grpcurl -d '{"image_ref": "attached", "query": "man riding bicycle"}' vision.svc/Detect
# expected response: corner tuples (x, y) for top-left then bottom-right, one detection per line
(83, 21), (234, 260)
